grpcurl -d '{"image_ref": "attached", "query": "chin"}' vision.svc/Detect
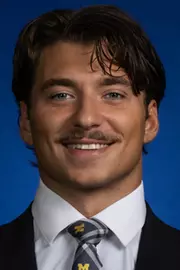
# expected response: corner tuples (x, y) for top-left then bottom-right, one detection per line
(72, 182), (107, 191)
(67, 173), (113, 191)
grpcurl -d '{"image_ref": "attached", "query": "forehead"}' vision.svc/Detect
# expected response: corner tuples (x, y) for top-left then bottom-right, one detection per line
(36, 41), (128, 81)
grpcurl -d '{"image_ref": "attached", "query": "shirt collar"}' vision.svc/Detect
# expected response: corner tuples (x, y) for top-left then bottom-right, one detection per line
(94, 182), (146, 246)
(32, 180), (146, 246)
(32, 180), (85, 244)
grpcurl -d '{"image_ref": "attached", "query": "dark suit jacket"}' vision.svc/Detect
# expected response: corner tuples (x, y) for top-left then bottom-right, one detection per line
(0, 203), (180, 270)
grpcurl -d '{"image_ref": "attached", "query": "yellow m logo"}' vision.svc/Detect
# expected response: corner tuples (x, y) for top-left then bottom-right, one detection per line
(78, 263), (90, 270)
(74, 223), (85, 234)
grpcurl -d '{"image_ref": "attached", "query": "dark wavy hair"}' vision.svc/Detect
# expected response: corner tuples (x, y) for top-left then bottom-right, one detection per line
(12, 5), (166, 159)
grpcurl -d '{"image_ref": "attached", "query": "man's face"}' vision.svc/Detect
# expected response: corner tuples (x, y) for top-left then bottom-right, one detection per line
(20, 42), (158, 190)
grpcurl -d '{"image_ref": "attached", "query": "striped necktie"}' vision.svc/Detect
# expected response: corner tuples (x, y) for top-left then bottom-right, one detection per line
(67, 218), (109, 270)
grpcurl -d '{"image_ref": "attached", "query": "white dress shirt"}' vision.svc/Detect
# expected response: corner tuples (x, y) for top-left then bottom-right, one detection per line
(32, 180), (146, 270)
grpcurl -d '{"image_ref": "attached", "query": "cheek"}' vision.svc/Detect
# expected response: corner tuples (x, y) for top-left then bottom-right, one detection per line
(124, 116), (145, 149)
(30, 107), (56, 140)
(30, 104), (71, 140)
(108, 107), (145, 143)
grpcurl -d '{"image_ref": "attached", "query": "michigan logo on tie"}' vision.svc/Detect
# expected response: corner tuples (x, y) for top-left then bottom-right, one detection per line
(74, 223), (85, 234)
(78, 263), (90, 270)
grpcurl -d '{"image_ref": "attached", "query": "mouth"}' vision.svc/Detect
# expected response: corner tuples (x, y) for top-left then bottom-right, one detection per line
(65, 143), (110, 150)
(61, 139), (114, 160)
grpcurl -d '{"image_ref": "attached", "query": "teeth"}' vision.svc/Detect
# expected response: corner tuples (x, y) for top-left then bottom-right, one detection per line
(67, 144), (108, 150)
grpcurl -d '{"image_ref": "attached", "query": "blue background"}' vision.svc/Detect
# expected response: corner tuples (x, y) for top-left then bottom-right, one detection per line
(0, 0), (180, 227)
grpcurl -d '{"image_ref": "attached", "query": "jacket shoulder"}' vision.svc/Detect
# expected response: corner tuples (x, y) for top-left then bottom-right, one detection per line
(149, 205), (180, 240)
(0, 204), (33, 240)
(135, 204), (180, 270)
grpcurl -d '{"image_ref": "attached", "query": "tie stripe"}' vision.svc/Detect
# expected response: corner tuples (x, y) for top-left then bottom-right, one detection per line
(75, 243), (102, 267)
(67, 218), (109, 269)
(80, 228), (107, 243)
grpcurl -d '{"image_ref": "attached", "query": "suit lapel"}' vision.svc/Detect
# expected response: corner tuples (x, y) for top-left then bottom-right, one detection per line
(135, 203), (178, 270)
(14, 204), (37, 270)
(135, 203), (158, 270)
(1, 204), (37, 270)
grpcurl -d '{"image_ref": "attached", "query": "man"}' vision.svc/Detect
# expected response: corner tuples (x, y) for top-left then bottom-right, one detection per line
(0, 4), (179, 270)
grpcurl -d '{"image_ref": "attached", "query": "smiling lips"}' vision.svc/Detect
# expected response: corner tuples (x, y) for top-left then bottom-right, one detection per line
(67, 143), (108, 150)
(61, 139), (114, 159)
(62, 139), (113, 150)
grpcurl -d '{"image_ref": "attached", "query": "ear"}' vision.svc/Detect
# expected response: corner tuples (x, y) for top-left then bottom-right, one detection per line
(19, 102), (33, 146)
(143, 100), (159, 144)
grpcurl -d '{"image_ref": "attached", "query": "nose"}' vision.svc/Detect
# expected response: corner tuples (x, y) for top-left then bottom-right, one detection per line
(73, 95), (102, 130)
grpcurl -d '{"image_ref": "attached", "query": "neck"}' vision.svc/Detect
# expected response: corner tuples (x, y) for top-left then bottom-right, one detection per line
(41, 165), (142, 218)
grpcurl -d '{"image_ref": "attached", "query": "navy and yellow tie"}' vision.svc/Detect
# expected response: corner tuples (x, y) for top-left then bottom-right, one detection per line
(67, 218), (109, 270)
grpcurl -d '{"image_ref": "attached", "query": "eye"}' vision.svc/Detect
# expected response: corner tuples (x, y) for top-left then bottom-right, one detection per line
(49, 92), (75, 100)
(103, 92), (125, 100)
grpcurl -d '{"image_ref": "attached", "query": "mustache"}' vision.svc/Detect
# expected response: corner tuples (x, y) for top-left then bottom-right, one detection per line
(57, 129), (121, 143)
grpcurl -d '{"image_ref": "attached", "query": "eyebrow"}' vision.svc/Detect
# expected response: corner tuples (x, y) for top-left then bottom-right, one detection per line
(40, 75), (131, 92)
(41, 78), (78, 92)
(99, 76), (131, 87)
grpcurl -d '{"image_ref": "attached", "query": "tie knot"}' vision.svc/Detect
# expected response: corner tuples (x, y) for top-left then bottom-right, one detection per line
(67, 218), (108, 245)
